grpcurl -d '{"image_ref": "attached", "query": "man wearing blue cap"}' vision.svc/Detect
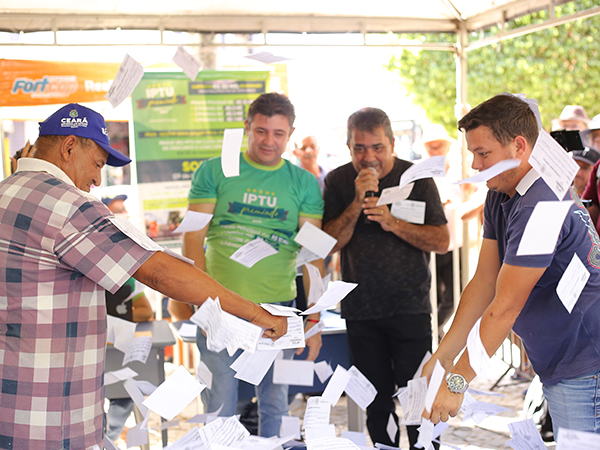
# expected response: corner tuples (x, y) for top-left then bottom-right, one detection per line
(0, 103), (287, 450)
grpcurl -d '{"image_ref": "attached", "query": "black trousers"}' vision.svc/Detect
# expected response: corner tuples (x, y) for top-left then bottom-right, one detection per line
(346, 314), (439, 450)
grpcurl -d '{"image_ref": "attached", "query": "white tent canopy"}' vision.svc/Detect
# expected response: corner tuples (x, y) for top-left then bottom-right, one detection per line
(0, 0), (592, 40)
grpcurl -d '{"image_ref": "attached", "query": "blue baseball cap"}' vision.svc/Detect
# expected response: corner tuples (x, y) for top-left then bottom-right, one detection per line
(38, 103), (131, 167)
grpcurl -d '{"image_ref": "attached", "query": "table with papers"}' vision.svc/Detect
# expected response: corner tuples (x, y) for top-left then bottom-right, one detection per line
(105, 319), (176, 446)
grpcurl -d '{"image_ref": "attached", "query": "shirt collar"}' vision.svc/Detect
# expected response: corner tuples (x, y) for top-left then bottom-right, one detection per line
(515, 168), (540, 196)
(15, 158), (76, 188)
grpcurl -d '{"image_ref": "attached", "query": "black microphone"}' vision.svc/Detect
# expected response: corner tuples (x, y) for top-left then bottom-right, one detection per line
(364, 190), (376, 224)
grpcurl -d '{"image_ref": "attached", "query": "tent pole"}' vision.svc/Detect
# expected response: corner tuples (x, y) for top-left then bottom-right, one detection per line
(456, 21), (470, 301)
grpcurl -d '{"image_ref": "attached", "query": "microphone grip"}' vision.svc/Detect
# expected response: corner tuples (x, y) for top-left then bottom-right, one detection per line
(364, 190), (376, 224)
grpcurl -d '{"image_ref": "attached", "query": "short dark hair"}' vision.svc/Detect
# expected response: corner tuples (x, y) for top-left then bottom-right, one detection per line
(247, 93), (295, 128)
(347, 107), (394, 145)
(458, 94), (538, 147)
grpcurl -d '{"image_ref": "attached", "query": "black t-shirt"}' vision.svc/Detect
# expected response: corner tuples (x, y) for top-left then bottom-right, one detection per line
(323, 158), (447, 320)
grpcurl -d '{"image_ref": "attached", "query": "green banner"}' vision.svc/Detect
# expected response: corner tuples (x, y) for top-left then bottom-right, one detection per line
(131, 70), (269, 183)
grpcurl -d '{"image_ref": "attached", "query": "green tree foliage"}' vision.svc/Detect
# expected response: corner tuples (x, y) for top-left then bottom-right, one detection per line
(387, 0), (600, 135)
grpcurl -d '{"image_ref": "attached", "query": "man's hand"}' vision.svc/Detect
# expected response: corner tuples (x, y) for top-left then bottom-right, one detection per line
(298, 321), (322, 361)
(361, 196), (395, 229)
(354, 167), (379, 202)
(258, 314), (288, 340)
(423, 383), (463, 424)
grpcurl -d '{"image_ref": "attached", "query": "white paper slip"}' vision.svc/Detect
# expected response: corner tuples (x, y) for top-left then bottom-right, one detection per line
(133, 379), (157, 396)
(314, 361), (334, 384)
(294, 222), (337, 260)
(173, 210), (213, 233)
(322, 365), (351, 406)
(230, 238), (278, 268)
(207, 415), (250, 446)
(345, 366), (377, 410)
(167, 426), (203, 450)
(178, 322), (199, 340)
(463, 400), (510, 424)
(398, 377), (427, 425)
(122, 336), (153, 366)
(390, 200), (426, 224)
(305, 320), (325, 340)
(341, 431), (367, 446)
(107, 315), (137, 353)
(304, 424), (337, 442)
(223, 311), (262, 356)
(196, 360), (213, 390)
(529, 129), (579, 200)
(221, 128), (244, 177)
(556, 427), (600, 449)
(172, 45), (201, 81)
(233, 434), (295, 450)
(412, 351), (432, 380)
(506, 418), (547, 450)
(516, 201), (573, 256)
(232, 349), (280, 386)
(123, 377), (149, 417)
(273, 359), (315, 386)
(305, 262), (326, 308)
(301, 281), (358, 315)
(303, 396), (331, 429)
(417, 418), (435, 450)
(105, 54), (144, 108)
(257, 315), (305, 350)
(142, 365), (205, 421)
(387, 413), (398, 443)
(556, 253), (590, 313)
(424, 361), (445, 413)
(104, 367), (138, 386)
(191, 297), (229, 353)
(260, 303), (301, 317)
(306, 437), (361, 449)
(163, 247), (195, 265)
(467, 387), (505, 397)
(244, 51), (294, 64)
(280, 415), (301, 440)
(127, 418), (149, 448)
(466, 318), (494, 378)
(399, 156), (446, 189)
(296, 246), (321, 267)
(455, 159), (521, 185)
(108, 216), (163, 252)
(377, 183), (414, 206)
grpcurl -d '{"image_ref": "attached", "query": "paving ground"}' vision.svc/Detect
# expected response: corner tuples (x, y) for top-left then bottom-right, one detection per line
(113, 355), (556, 450)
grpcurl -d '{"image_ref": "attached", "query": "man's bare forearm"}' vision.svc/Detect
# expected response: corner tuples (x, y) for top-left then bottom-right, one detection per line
(323, 200), (362, 253)
(391, 221), (449, 254)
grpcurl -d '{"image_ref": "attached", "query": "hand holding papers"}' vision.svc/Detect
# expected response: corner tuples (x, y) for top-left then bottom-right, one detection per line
(257, 315), (305, 350)
(399, 156), (446, 190)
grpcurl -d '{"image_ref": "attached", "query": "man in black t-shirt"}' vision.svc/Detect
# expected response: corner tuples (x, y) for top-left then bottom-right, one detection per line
(323, 108), (449, 449)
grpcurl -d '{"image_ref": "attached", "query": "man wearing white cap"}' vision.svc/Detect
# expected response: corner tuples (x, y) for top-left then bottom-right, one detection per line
(0, 103), (286, 449)
(556, 104), (591, 131)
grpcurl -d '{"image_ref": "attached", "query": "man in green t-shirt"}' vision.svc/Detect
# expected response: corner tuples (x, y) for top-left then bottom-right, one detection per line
(169, 93), (324, 437)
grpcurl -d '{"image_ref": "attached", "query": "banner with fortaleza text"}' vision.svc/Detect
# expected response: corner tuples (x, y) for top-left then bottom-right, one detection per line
(0, 59), (121, 107)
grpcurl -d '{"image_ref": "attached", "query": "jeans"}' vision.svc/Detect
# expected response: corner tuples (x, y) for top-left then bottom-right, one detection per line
(196, 301), (294, 438)
(105, 398), (134, 441)
(346, 313), (438, 450)
(543, 369), (600, 438)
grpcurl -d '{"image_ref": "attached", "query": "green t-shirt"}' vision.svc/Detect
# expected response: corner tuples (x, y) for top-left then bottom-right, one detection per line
(188, 152), (323, 303)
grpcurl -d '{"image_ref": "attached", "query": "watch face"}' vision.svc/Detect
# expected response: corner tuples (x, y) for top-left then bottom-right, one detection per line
(447, 374), (467, 393)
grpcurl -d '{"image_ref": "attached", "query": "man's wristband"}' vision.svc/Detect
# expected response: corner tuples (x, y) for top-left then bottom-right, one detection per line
(307, 319), (320, 323)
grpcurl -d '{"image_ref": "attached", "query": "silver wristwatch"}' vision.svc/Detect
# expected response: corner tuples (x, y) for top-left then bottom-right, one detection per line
(446, 373), (469, 394)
